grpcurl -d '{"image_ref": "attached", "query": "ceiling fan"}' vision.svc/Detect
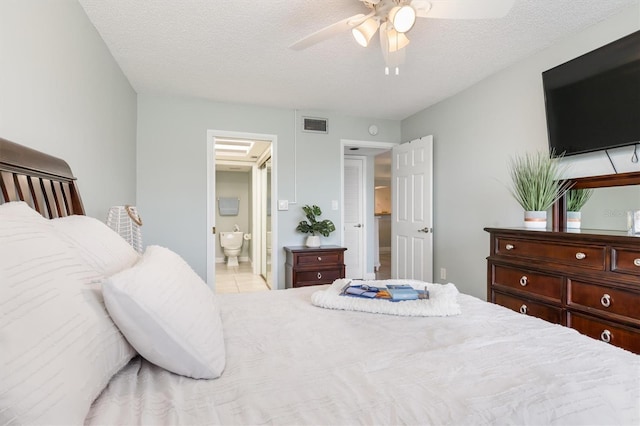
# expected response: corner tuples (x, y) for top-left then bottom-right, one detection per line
(290, 0), (515, 75)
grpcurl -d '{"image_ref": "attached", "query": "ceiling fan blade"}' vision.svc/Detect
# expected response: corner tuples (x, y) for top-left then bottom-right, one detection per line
(412, 0), (515, 19)
(289, 13), (369, 50)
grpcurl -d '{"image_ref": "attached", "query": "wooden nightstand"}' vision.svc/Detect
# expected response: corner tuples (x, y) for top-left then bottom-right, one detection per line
(284, 245), (347, 288)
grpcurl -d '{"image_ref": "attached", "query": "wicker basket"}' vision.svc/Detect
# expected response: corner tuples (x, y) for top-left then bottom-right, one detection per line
(106, 205), (143, 253)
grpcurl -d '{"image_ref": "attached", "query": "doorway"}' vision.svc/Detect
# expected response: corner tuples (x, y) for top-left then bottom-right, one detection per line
(341, 139), (397, 280)
(206, 130), (278, 291)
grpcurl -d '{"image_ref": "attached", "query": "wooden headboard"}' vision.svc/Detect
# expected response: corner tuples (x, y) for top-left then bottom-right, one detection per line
(0, 137), (84, 217)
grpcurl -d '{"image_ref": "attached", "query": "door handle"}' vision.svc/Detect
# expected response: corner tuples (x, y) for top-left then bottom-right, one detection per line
(354, 224), (363, 228)
(418, 227), (432, 233)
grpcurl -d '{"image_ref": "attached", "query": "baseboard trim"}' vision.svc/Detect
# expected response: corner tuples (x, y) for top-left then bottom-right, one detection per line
(216, 256), (251, 264)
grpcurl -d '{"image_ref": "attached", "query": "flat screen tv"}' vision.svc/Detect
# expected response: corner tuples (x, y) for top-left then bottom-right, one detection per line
(542, 30), (640, 157)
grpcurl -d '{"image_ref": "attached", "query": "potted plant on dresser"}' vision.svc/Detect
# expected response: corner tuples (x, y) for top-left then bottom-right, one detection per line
(566, 188), (593, 229)
(507, 151), (573, 229)
(296, 204), (336, 247)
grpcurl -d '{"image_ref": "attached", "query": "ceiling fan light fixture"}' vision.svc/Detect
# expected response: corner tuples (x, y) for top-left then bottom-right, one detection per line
(389, 5), (416, 33)
(352, 17), (379, 47)
(380, 22), (407, 75)
(385, 27), (410, 52)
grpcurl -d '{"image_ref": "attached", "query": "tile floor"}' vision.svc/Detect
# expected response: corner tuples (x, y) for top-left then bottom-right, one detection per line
(215, 262), (270, 294)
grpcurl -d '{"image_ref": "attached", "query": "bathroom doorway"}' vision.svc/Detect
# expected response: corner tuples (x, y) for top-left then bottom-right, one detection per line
(206, 130), (277, 292)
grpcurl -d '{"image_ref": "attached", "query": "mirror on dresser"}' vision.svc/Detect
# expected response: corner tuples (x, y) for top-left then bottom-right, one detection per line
(553, 171), (640, 232)
(580, 185), (640, 231)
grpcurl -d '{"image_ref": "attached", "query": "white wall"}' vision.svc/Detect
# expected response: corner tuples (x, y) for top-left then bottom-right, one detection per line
(0, 0), (137, 219)
(136, 95), (401, 288)
(401, 4), (640, 299)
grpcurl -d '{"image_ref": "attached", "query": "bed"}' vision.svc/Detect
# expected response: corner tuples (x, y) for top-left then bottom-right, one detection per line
(1, 136), (639, 426)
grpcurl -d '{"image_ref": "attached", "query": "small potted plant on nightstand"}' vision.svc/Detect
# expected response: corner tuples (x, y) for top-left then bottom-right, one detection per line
(566, 188), (593, 229)
(507, 151), (573, 229)
(296, 204), (336, 247)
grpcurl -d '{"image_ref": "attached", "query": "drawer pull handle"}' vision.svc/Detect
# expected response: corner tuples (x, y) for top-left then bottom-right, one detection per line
(600, 329), (612, 343)
(317, 256), (322, 261)
(634, 258), (640, 267)
(505, 244), (514, 250)
(519, 276), (528, 286)
(600, 294), (611, 308)
(317, 272), (322, 280)
(575, 252), (586, 260)
(519, 304), (528, 314)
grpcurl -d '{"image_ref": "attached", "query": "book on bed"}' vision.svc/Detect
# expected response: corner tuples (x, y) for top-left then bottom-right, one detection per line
(340, 283), (429, 301)
(386, 284), (420, 300)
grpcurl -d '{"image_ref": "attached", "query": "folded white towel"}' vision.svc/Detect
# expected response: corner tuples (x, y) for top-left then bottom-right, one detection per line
(311, 279), (461, 317)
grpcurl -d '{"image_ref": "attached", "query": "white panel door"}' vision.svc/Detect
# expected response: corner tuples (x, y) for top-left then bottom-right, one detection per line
(391, 136), (433, 282)
(344, 157), (365, 279)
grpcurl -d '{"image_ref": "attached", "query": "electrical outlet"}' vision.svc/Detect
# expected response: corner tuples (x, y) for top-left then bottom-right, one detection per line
(440, 268), (447, 280)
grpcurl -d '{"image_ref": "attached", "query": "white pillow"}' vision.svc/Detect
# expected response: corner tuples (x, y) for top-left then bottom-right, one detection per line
(51, 214), (140, 277)
(0, 200), (48, 220)
(103, 245), (226, 379)
(0, 203), (136, 425)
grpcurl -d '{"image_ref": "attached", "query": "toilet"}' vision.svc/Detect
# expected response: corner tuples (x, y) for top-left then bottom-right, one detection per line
(220, 231), (244, 267)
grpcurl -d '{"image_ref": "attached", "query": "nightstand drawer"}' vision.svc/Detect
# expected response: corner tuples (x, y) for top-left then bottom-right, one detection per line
(493, 265), (562, 302)
(295, 268), (342, 287)
(612, 247), (640, 276)
(295, 252), (343, 266)
(568, 280), (640, 321)
(494, 292), (563, 325)
(496, 237), (605, 270)
(568, 312), (640, 353)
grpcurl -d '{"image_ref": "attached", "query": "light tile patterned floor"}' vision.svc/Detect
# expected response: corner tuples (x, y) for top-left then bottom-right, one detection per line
(215, 262), (270, 294)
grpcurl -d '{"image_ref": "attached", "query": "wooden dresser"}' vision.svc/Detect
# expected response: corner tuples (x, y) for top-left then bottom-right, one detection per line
(485, 228), (640, 353)
(284, 245), (346, 288)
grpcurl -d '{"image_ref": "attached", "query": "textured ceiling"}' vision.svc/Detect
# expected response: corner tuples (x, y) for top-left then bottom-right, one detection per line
(78, 0), (638, 120)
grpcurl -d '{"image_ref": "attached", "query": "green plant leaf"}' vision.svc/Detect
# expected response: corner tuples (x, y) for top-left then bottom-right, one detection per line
(566, 188), (593, 212)
(296, 204), (335, 237)
(507, 151), (573, 211)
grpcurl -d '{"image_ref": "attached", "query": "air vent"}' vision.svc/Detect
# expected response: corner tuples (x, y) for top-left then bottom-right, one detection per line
(303, 117), (328, 133)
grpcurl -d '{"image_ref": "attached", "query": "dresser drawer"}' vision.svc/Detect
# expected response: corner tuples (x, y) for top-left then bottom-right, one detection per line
(295, 252), (343, 266)
(496, 237), (605, 270)
(568, 312), (640, 353)
(494, 292), (563, 325)
(493, 265), (563, 302)
(294, 268), (343, 287)
(612, 247), (640, 276)
(567, 280), (640, 322)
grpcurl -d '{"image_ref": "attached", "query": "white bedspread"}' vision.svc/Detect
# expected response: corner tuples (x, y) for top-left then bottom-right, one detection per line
(87, 286), (640, 426)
